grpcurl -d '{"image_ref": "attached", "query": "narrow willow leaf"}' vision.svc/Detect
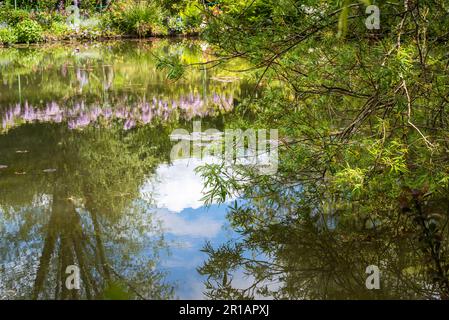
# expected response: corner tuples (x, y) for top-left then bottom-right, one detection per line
(338, 0), (350, 38)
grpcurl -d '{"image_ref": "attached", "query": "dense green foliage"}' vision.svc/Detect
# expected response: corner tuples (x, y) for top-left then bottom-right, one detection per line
(104, 0), (167, 36)
(0, 26), (17, 44)
(191, 0), (449, 299)
(0, 0), (206, 44)
(15, 19), (43, 42)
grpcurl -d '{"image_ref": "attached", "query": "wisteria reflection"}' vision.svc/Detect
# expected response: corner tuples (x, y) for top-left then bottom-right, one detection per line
(1, 93), (234, 131)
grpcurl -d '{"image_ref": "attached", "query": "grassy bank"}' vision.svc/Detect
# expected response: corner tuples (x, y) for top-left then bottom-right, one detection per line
(0, 0), (205, 45)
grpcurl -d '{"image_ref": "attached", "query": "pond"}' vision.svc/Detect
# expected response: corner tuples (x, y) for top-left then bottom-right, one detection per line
(0, 39), (254, 299)
(1, 39), (443, 301)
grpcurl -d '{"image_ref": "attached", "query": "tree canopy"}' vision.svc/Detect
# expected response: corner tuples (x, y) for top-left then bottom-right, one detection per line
(195, 0), (449, 299)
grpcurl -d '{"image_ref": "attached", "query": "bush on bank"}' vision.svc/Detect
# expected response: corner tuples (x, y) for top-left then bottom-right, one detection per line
(0, 26), (17, 44)
(0, 0), (207, 45)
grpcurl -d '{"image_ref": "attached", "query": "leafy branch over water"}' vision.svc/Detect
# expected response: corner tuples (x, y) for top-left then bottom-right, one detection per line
(193, 0), (449, 299)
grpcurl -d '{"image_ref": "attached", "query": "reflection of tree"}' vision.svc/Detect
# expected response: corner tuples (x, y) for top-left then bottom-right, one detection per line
(0, 123), (175, 299)
(0, 40), (247, 109)
(32, 185), (89, 299)
(198, 176), (449, 300)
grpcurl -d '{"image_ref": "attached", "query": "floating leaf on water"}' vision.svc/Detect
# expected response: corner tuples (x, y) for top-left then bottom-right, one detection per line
(43, 168), (57, 173)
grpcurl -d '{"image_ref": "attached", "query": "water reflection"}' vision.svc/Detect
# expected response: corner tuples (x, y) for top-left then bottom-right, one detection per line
(197, 171), (449, 299)
(0, 40), (246, 133)
(0, 40), (247, 299)
(0, 124), (173, 299)
(2, 39), (447, 301)
(1, 93), (233, 131)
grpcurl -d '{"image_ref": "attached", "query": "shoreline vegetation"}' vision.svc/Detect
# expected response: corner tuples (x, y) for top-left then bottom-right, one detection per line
(0, 0), (208, 46)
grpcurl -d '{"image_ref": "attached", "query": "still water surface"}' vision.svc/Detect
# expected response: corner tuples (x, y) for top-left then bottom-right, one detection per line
(1, 39), (445, 300)
(0, 39), (251, 299)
